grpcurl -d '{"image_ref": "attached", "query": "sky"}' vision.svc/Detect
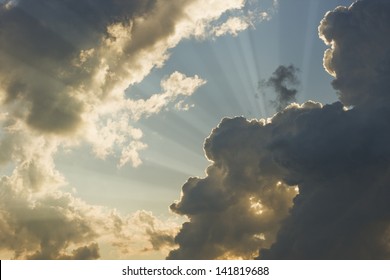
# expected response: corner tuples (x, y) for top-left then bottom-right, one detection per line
(2, 0), (390, 260)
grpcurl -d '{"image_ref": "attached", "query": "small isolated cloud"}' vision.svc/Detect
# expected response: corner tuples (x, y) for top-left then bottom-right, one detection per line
(169, 0), (390, 260)
(211, 1), (275, 38)
(175, 100), (195, 111)
(213, 17), (251, 37)
(259, 65), (300, 111)
(127, 71), (206, 121)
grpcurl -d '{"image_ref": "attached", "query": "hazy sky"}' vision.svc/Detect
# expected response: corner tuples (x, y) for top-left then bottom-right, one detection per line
(3, 0), (390, 260)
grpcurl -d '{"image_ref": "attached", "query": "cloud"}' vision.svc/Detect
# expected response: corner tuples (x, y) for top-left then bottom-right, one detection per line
(169, 100), (390, 259)
(59, 243), (100, 260)
(0, 0), (242, 168)
(319, 0), (390, 107)
(0, 112), (185, 259)
(259, 103), (390, 259)
(126, 71), (206, 121)
(0, 129), (99, 259)
(258, 65), (300, 111)
(0, 133), (176, 259)
(0, 113), (180, 260)
(169, 0), (390, 259)
(135, 211), (177, 252)
(213, 17), (251, 37)
(83, 71), (205, 167)
(211, 1), (275, 38)
(166, 108), (303, 259)
(268, 65), (300, 110)
(109, 210), (179, 257)
(167, 115), (299, 259)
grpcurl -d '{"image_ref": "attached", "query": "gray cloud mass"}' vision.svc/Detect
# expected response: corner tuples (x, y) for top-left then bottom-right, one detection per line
(169, 0), (390, 259)
(319, 0), (390, 107)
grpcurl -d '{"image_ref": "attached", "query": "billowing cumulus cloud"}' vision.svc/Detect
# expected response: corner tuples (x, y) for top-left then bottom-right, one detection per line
(319, 0), (390, 107)
(0, 0), (246, 166)
(169, 0), (390, 260)
(168, 114), (299, 259)
(258, 106), (390, 259)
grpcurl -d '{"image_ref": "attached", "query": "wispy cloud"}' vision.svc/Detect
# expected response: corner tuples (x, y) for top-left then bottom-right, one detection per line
(259, 64), (300, 111)
(127, 72), (206, 121)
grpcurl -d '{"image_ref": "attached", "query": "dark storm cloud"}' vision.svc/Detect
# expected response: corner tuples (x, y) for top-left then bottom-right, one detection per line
(168, 115), (299, 259)
(262, 65), (300, 111)
(170, 101), (390, 259)
(259, 103), (390, 259)
(169, 0), (390, 259)
(319, 0), (390, 107)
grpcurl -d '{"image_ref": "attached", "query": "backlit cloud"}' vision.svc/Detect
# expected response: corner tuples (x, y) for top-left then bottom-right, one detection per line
(319, 0), (390, 107)
(169, 0), (390, 260)
(126, 72), (206, 121)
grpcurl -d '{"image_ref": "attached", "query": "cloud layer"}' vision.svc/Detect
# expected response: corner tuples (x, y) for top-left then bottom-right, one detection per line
(169, 0), (390, 259)
(0, 0), (264, 259)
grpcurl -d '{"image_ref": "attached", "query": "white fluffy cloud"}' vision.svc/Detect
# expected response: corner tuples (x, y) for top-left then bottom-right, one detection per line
(213, 17), (251, 37)
(126, 72), (206, 121)
(210, 0), (275, 38)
